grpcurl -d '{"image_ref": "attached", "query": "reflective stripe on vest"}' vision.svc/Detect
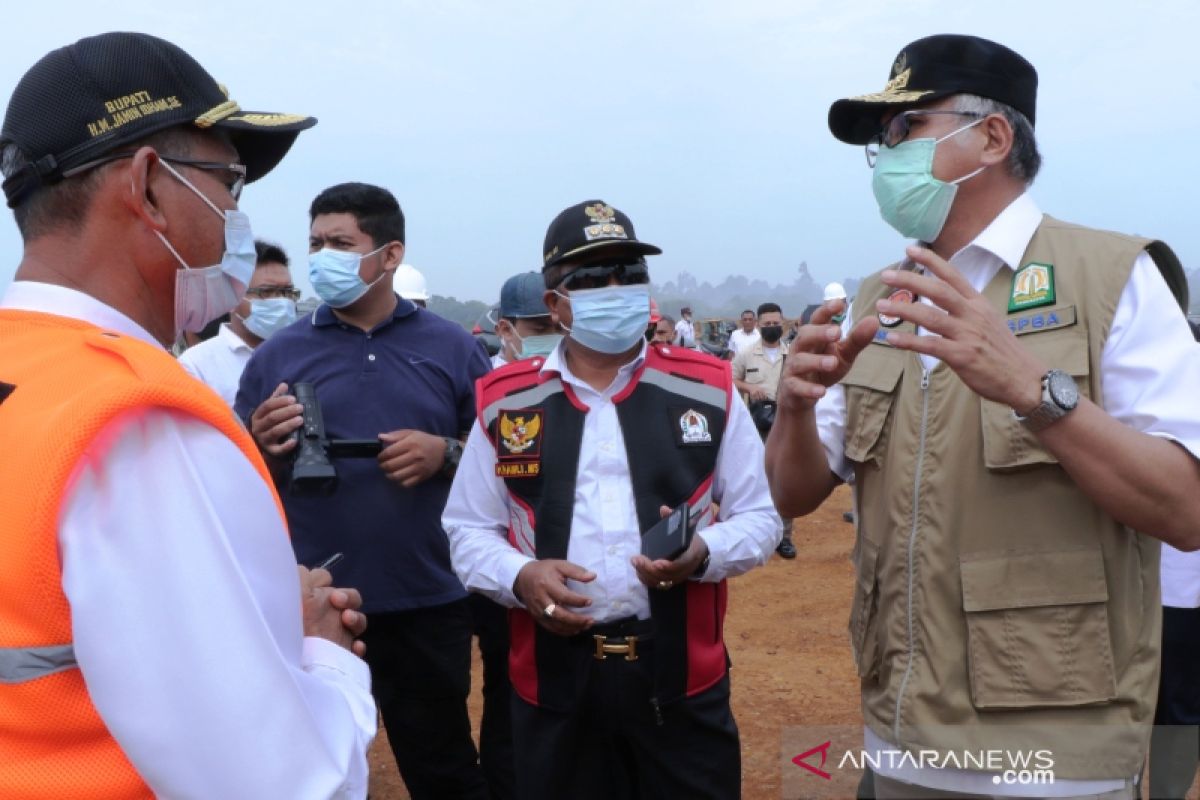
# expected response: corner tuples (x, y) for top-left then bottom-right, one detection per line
(0, 643), (77, 683)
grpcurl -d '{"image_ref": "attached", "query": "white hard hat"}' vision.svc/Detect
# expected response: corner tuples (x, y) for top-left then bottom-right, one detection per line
(823, 282), (847, 301)
(395, 263), (429, 301)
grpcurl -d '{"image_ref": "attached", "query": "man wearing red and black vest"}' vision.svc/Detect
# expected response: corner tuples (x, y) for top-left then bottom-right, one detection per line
(443, 200), (781, 800)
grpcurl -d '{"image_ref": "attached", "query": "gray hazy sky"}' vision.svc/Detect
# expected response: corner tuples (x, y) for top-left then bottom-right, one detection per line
(1, 0), (1196, 305)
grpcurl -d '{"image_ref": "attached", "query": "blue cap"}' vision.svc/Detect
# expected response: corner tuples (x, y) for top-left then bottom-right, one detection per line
(499, 272), (550, 318)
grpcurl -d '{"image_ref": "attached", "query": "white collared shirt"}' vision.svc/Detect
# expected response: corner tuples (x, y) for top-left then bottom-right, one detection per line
(177, 322), (255, 407)
(813, 194), (1200, 795)
(443, 340), (782, 622)
(2, 281), (375, 798)
(728, 328), (761, 356)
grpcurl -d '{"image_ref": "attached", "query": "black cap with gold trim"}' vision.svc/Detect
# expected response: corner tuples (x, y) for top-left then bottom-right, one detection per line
(1, 31), (316, 207)
(828, 34), (1037, 145)
(542, 200), (662, 269)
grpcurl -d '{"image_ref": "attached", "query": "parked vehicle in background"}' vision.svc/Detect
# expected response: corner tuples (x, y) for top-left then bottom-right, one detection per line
(698, 318), (736, 360)
(472, 306), (501, 356)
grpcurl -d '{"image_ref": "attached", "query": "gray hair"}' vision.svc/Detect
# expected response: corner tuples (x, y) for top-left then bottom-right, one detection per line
(952, 94), (1041, 184)
(1, 127), (195, 240)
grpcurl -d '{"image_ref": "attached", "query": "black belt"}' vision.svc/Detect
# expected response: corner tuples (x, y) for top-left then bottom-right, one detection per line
(576, 616), (655, 661)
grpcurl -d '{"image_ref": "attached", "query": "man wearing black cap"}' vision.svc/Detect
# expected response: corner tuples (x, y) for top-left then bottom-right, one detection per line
(443, 200), (781, 799)
(0, 33), (374, 798)
(767, 34), (1200, 799)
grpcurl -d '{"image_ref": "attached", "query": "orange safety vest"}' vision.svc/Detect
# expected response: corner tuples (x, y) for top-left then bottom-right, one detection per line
(0, 309), (285, 799)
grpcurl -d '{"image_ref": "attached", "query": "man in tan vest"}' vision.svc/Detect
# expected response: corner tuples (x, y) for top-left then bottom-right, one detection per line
(766, 34), (1200, 800)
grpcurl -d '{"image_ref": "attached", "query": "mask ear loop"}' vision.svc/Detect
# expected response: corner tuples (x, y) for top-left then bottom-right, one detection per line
(935, 117), (989, 186)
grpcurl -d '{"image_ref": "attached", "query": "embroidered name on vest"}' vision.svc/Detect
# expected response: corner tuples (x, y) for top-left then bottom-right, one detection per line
(1006, 304), (1077, 336)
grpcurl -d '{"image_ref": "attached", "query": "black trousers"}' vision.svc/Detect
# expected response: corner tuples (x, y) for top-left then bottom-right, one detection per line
(511, 639), (741, 800)
(1150, 606), (1200, 800)
(469, 593), (515, 800)
(362, 599), (489, 800)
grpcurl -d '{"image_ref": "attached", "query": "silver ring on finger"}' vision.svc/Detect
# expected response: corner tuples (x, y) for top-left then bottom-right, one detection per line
(542, 602), (557, 619)
(657, 580), (674, 590)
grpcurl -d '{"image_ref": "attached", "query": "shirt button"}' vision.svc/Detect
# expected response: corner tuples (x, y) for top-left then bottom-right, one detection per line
(607, 545), (618, 555)
(368, 354), (376, 361)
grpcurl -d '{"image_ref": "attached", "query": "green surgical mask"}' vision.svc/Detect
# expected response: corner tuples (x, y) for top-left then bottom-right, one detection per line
(871, 117), (986, 242)
(520, 333), (563, 358)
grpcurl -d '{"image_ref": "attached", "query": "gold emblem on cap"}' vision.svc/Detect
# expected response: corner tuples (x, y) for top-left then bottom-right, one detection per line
(194, 100), (240, 128)
(849, 66), (930, 104)
(584, 203), (616, 224)
(225, 113), (310, 126)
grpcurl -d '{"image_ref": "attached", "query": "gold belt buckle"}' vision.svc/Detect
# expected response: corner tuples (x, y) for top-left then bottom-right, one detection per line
(593, 634), (639, 661)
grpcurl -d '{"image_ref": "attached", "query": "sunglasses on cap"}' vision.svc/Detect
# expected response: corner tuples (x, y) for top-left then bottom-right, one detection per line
(554, 259), (650, 292)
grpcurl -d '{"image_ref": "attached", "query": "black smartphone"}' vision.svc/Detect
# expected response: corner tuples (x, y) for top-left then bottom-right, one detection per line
(641, 502), (692, 562)
(327, 439), (384, 458)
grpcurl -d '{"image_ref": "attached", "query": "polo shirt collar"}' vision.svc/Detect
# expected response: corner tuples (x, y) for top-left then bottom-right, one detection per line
(310, 293), (417, 329)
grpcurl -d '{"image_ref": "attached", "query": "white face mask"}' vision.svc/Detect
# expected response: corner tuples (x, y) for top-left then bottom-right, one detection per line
(154, 160), (257, 336)
(238, 297), (297, 340)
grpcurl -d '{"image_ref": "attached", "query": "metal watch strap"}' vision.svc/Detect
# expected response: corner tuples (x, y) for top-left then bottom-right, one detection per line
(1014, 370), (1071, 433)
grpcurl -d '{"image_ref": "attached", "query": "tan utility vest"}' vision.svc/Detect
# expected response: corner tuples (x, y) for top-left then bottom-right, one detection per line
(842, 217), (1165, 780)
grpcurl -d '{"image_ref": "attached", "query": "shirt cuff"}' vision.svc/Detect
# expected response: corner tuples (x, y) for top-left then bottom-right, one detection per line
(492, 550), (536, 607)
(301, 636), (372, 691)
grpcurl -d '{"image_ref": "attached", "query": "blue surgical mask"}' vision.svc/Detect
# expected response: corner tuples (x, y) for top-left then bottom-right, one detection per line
(308, 244), (388, 308)
(871, 117), (986, 242)
(155, 161), (257, 335)
(520, 333), (563, 358)
(240, 297), (297, 340)
(556, 284), (650, 354)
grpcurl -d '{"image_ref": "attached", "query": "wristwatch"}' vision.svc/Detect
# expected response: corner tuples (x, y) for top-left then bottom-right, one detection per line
(440, 437), (464, 479)
(1014, 369), (1079, 433)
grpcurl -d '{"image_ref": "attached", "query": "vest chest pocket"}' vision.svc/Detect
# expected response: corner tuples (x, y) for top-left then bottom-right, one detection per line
(960, 548), (1117, 709)
(980, 330), (1091, 471)
(849, 538), (881, 682)
(842, 345), (904, 467)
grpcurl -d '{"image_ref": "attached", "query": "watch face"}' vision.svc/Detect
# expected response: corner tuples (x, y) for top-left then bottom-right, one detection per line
(1046, 369), (1079, 410)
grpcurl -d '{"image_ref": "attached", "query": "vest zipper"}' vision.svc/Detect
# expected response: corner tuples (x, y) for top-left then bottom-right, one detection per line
(893, 366), (930, 744)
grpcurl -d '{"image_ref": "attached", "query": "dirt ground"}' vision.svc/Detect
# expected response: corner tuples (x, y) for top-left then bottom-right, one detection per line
(367, 485), (1198, 799)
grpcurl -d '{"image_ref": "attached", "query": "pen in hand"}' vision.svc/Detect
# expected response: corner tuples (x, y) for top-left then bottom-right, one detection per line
(314, 552), (344, 572)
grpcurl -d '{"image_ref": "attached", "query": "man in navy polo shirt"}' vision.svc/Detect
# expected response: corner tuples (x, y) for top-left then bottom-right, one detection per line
(236, 182), (491, 800)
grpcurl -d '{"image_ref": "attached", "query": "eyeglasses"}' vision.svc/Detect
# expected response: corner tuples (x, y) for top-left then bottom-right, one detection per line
(62, 151), (248, 200)
(245, 285), (301, 301)
(555, 259), (650, 292)
(865, 110), (984, 167)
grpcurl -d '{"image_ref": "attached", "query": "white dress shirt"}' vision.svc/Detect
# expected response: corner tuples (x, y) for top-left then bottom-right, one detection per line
(2, 281), (375, 799)
(727, 328), (760, 356)
(674, 317), (697, 348)
(813, 194), (1200, 796)
(443, 340), (782, 622)
(177, 322), (255, 407)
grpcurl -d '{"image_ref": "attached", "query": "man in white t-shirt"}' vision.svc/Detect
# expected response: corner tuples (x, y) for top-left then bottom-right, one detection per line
(178, 240), (297, 406)
(727, 309), (760, 357)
